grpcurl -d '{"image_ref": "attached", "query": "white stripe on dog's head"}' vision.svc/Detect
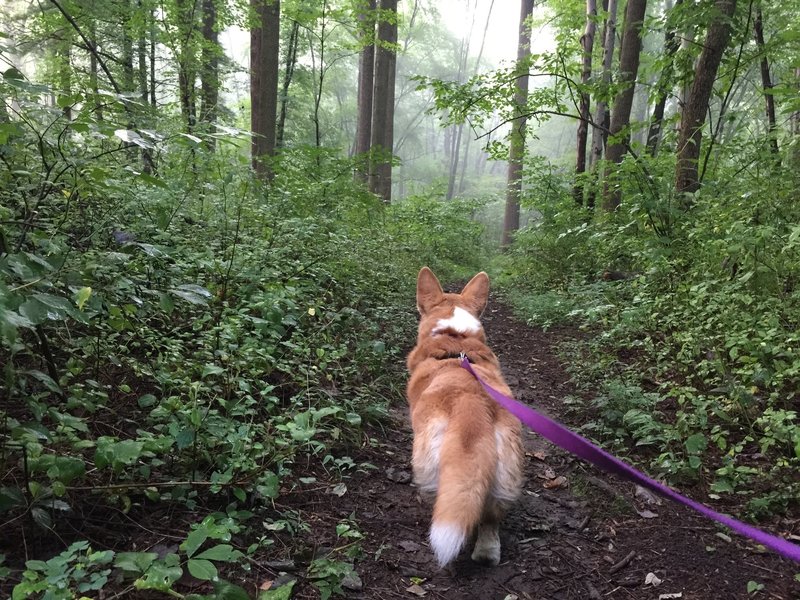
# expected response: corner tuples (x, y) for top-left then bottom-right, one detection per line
(432, 306), (482, 336)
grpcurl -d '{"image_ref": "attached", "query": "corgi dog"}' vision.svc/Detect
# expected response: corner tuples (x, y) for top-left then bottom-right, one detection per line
(406, 267), (524, 567)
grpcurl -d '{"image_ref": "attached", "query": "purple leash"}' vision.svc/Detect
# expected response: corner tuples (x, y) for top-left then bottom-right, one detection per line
(460, 356), (800, 563)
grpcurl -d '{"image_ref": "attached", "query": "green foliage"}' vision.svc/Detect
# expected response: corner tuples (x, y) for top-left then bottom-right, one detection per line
(502, 145), (800, 515)
(0, 55), (489, 594)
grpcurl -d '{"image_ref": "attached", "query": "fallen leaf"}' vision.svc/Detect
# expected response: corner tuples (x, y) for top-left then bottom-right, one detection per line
(406, 584), (427, 597)
(527, 451), (547, 461)
(503, 595), (519, 600)
(541, 467), (557, 480)
(399, 540), (422, 552)
(645, 572), (663, 587)
(634, 485), (662, 506)
(259, 579), (274, 591)
(543, 476), (568, 489)
(386, 467), (412, 483)
(330, 483), (347, 497)
(715, 532), (732, 543)
(658, 594), (682, 599)
(636, 508), (659, 519)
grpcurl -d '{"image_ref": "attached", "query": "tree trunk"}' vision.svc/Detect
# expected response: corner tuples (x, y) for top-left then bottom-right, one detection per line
(251, 0), (281, 180)
(502, 0), (534, 247)
(354, 0), (376, 182)
(753, 4), (777, 154)
(149, 10), (157, 107)
(447, 20), (474, 200)
(602, 0), (648, 211)
(138, 0), (148, 104)
(121, 2), (135, 95)
(200, 0), (220, 151)
(277, 20), (300, 149)
(458, 0), (496, 195)
(176, 0), (197, 134)
(89, 20), (102, 120)
(675, 0), (737, 196)
(368, 0), (398, 202)
(586, 0), (612, 209)
(646, 0), (682, 156)
(573, 0), (597, 205)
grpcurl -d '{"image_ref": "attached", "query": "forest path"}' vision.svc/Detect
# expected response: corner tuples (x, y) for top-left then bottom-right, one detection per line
(283, 294), (800, 600)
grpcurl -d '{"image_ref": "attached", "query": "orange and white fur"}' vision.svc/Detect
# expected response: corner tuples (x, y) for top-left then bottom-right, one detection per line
(406, 267), (524, 567)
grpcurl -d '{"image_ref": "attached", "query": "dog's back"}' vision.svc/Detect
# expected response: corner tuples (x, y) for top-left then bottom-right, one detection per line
(406, 268), (524, 567)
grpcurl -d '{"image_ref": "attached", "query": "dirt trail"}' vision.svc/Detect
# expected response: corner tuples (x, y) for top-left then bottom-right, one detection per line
(283, 296), (800, 600)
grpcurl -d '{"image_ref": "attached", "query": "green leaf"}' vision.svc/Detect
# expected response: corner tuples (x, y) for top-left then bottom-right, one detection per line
(114, 552), (158, 573)
(257, 472), (280, 499)
(187, 558), (217, 581)
(134, 559), (182, 591)
(138, 394), (157, 408)
(259, 581), (295, 600)
(202, 364), (225, 378)
(181, 527), (209, 558)
(194, 544), (240, 562)
(74, 287), (92, 310)
(685, 433), (707, 455)
(210, 581), (251, 600)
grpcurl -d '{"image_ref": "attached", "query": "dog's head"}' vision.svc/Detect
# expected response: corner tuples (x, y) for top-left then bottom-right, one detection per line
(415, 267), (489, 339)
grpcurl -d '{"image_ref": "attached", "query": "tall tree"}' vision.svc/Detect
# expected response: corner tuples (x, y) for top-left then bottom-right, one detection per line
(501, 0), (535, 247)
(368, 0), (398, 202)
(674, 0), (737, 196)
(573, 0), (597, 205)
(354, 0), (376, 181)
(200, 0), (220, 150)
(175, 0), (198, 133)
(251, 0), (281, 180)
(137, 0), (148, 105)
(646, 0), (683, 156)
(753, 3), (777, 155)
(589, 0), (617, 171)
(602, 0), (648, 211)
(276, 20), (300, 149)
(458, 0), (496, 194)
(446, 4), (477, 200)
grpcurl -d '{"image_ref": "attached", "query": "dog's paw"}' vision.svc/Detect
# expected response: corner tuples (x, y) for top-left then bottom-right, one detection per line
(470, 541), (501, 566)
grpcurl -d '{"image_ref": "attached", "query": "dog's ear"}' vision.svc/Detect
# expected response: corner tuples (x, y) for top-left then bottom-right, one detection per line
(417, 267), (443, 315)
(460, 272), (489, 317)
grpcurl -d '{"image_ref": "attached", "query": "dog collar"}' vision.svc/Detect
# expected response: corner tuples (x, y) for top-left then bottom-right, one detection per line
(436, 351), (473, 363)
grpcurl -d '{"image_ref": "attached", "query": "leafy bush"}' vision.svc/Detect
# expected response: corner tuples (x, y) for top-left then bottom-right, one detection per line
(502, 151), (800, 515)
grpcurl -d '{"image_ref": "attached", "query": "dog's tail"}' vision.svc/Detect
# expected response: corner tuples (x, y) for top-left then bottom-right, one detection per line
(428, 421), (496, 566)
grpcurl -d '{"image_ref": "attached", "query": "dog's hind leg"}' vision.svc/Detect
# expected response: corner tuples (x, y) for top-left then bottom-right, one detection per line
(470, 501), (503, 566)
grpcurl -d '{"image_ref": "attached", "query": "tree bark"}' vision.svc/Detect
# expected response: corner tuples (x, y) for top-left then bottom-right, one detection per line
(589, 0), (616, 171)
(446, 14), (475, 201)
(200, 0), (220, 151)
(354, 0), (376, 182)
(675, 0), (737, 196)
(149, 9), (157, 107)
(458, 0), (496, 195)
(753, 4), (777, 154)
(573, 0), (597, 205)
(502, 0), (535, 247)
(138, 0), (148, 104)
(251, 0), (281, 180)
(176, 0), (197, 134)
(368, 0), (398, 202)
(646, 0), (682, 156)
(277, 20), (300, 149)
(602, 0), (648, 211)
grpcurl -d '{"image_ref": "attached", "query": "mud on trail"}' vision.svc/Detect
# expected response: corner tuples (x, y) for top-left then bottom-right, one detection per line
(282, 297), (800, 600)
